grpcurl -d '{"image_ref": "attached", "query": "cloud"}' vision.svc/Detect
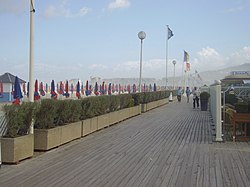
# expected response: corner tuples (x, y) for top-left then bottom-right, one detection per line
(193, 46), (250, 73)
(0, 0), (28, 14)
(111, 59), (166, 78)
(89, 64), (108, 70)
(44, 1), (92, 18)
(225, 0), (250, 13)
(108, 0), (130, 10)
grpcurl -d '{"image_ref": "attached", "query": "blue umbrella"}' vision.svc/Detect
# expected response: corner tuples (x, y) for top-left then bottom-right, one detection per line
(108, 83), (112, 95)
(51, 80), (57, 99)
(94, 82), (99, 95)
(153, 83), (157, 92)
(13, 76), (23, 99)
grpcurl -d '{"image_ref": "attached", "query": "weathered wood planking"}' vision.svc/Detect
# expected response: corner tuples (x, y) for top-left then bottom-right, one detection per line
(0, 98), (249, 187)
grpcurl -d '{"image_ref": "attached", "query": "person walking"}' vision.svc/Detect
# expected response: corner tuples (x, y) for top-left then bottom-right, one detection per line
(192, 87), (200, 108)
(186, 87), (191, 103)
(177, 87), (182, 102)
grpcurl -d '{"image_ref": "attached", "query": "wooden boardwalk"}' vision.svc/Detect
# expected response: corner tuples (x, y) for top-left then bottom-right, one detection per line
(0, 99), (250, 187)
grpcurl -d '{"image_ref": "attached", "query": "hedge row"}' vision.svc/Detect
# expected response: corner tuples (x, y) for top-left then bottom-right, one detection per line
(3, 91), (172, 137)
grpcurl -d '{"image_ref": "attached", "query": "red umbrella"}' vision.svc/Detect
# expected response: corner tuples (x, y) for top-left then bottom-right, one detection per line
(0, 80), (3, 98)
(85, 80), (91, 96)
(34, 80), (40, 100)
(63, 80), (69, 98)
(76, 81), (81, 99)
(39, 82), (45, 96)
(59, 81), (64, 95)
(127, 84), (131, 93)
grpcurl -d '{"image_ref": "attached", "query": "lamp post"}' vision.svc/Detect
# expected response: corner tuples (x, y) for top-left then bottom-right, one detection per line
(138, 31), (146, 93)
(172, 60), (176, 90)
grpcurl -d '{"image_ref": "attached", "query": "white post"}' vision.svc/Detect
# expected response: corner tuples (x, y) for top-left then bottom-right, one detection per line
(139, 39), (143, 93)
(138, 31), (146, 93)
(172, 60), (176, 90)
(29, 0), (35, 134)
(165, 25), (169, 90)
(215, 84), (223, 141)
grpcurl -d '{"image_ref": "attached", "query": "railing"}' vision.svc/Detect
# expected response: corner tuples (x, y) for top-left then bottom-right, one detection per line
(0, 112), (7, 168)
(210, 83), (223, 141)
(232, 86), (250, 99)
(0, 112), (7, 137)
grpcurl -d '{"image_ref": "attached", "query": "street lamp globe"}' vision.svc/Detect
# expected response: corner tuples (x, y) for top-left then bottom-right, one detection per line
(138, 31), (146, 40)
(172, 60), (176, 65)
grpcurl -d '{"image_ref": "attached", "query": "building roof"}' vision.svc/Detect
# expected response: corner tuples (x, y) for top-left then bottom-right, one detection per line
(0, 72), (26, 83)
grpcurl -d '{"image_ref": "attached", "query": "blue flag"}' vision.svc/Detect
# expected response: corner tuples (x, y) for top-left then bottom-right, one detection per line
(184, 50), (190, 62)
(168, 27), (174, 39)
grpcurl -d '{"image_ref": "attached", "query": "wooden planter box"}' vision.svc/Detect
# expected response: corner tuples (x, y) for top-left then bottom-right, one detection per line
(129, 105), (141, 118)
(109, 110), (120, 125)
(60, 121), (82, 145)
(1, 134), (34, 164)
(91, 117), (98, 133)
(34, 121), (82, 151)
(82, 118), (91, 136)
(141, 98), (168, 113)
(97, 114), (109, 130)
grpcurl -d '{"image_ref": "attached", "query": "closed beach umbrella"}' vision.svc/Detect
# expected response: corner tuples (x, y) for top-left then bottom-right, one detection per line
(63, 80), (70, 98)
(51, 80), (57, 99)
(108, 83), (112, 95)
(94, 82), (99, 95)
(34, 80), (40, 100)
(81, 83), (84, 95)
(59, 81), (64, 95)
(102, 81), (105, 95)
(85, 80), (91, 96)
(13, 76), (23, 99)
(13, 76), (23, 105)
(132, 84), (136, 93)
(0, 80), (3, 98)
(127, 84), (131, 93)
(76, 81), (81, 99)
(153, 83), (157, 92)
(39, 82), (45, 96)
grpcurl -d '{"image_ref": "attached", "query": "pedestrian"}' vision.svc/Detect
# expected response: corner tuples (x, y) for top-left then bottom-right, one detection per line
(192, 87), (200, 108)
(186, 87), (191, 103)
(177, 87), (182, 102)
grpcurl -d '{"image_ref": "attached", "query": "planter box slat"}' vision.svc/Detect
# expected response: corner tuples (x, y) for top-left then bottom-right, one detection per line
(1, 134), (34, 164)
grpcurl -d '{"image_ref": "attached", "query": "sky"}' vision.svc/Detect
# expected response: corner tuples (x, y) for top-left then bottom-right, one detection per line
(0, 0), (250, 83)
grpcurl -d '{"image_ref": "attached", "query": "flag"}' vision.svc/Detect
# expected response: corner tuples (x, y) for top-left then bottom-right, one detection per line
(184, 50), (189, 62)
(168, 27), (174, 40)
(186, 62), (190, 71)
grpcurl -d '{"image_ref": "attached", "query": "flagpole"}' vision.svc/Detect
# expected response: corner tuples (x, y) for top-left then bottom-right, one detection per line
(165, 25), (169, 90)
(29, 0), (35, 134)
(29, 0), (35, 103)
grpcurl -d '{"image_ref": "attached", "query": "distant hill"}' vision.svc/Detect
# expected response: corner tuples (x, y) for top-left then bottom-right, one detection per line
(199, 63), (250, 86)
(101, 63), (250, 87)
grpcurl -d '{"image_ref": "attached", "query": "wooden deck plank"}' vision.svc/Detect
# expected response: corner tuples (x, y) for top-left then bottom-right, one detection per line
(0, 99), (250, 187)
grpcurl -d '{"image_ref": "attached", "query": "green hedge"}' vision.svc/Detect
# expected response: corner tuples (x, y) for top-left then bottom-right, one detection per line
(4, 91), (171, 134)
(3, 102), (36, 138)
(132, 91), (171, 104)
